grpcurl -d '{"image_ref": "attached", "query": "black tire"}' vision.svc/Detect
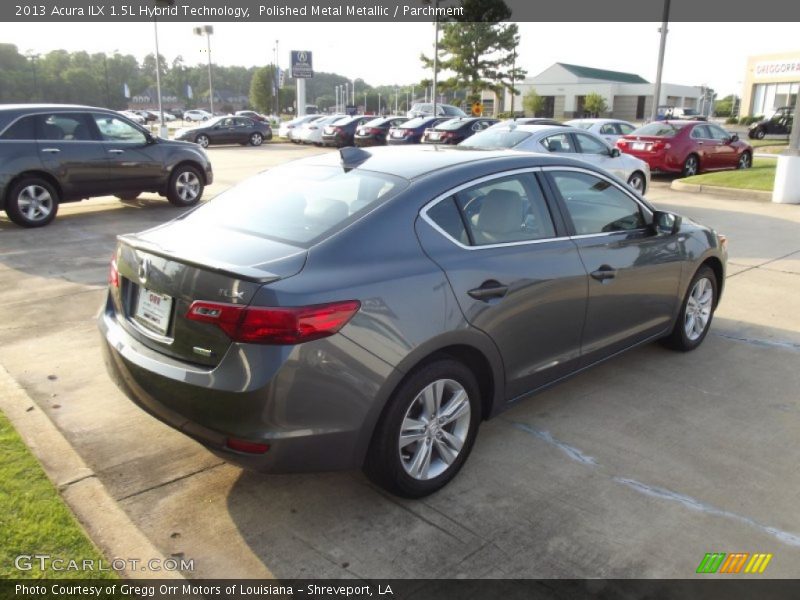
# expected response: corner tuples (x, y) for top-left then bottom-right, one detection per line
(682, 154), (700, 177)
(364, 358), (482, 498)
(662, 265), (718, 352)
(627, 171), (647, 194)
(249, 132), (264, 146)
(5, 176), (60, 228)
(195, 134), (210, 148)
(115, 192), (140, 201)
(737, 151), (752, 170)
(166, 165), (204, 207)
(753, 127), (766, 140)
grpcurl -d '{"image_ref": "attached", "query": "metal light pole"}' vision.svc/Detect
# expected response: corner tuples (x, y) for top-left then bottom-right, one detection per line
(650, 0), (671, 122)
(377, 93), (381, 115)
(422, 0), (441, 117)
(194, 25), (215, 114)
(25, 52), (39, 102)
(153, 21), (167, 135)
(274, 40), (280, 115)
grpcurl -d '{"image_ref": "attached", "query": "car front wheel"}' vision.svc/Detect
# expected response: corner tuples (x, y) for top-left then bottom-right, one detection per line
(663, 265), (717, 352)
(364, 358), (481, 498)
(627, 171), (646, 194)
(249, 132), (263, 146)
(167, 165), (204, 207)
(738, 151), (752, 169)
(6, 177), (60, 227)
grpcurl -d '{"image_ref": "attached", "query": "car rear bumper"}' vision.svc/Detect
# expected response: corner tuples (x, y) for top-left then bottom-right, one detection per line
(98, 293), (397, 473)
(622, 150), (681, 174)
(354, 136), (381, 147)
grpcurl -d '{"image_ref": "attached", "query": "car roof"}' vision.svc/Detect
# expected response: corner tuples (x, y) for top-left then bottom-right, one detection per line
(287, 144), (602, 181)
(566, 118), (628, 124)
(491, 124), (575, 135)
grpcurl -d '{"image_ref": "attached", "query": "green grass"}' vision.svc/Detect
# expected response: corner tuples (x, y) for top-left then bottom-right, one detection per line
(0, 410), (116, 580)
(681, 157), (777, 192)
(747, 138), (789, 149)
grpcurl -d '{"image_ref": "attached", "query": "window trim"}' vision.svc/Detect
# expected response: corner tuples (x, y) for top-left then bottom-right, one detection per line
(0, 109), (149, 142)
(419, 167), (570, 251)
(539, 166), (654, 239)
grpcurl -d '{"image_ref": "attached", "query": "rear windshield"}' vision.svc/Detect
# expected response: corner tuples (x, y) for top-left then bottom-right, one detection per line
(458, 129), (532, 149)
(364, 117), (386, 127)
(437, 119), (469, 130)
(632, 122), (687, 137)
(182, 165), (408, 247)
(566, 121), (593, 130)
(401, 117), (432, 129)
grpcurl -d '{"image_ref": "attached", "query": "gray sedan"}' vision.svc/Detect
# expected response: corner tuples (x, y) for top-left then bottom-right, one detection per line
(460, 124), (650, 194)
(99, 145), (726, 498)
(564, 118), (637, 145)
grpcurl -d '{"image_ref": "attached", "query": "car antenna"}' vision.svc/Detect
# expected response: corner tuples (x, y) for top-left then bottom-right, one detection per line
(339, 146), (371, 172)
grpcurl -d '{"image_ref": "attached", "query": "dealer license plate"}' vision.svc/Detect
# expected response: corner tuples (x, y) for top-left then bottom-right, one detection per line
(134, 287), (173, 336)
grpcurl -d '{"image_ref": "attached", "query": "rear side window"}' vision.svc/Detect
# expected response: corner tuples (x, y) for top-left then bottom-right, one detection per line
(35, 113), (96, 141)
(1, 116), (36, 140)
(183, 166), (408, 247)
(427, 197), (468, 244)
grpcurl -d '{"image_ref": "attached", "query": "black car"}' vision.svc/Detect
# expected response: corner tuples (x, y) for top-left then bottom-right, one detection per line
(320, 115), (372, 148)
(748, 106), (794, 139)
(0, 104), (213, 228)
(354, 116), (409, 147)
(175, 116), (272, 148)
(421, 117), (498, 144)
(387, 116), (450, 145)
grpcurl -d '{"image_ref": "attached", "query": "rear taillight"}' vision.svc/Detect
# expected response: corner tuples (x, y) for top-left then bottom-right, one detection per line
(441, 132), (455, 139)
(185, 300), (361, 345)
(109, 254), (119, 288)
(333, 126), (344, 133)
(617, 139), (628, 147)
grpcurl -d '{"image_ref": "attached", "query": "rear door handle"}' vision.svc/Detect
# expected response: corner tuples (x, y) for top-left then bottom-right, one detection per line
(590, 265), (617, 282)
(468, 280), (509, 301)
(41, 148), (60, 153)
(108, 149), (124, 154)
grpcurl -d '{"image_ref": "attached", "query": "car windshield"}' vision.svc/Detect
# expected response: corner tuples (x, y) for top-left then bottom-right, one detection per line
(181, 165), (408, 247)
(565, 121), (593, 129)
(632, 122), (686, 137)
(436, 118), (469, 130)
(458, 129), (532, 149)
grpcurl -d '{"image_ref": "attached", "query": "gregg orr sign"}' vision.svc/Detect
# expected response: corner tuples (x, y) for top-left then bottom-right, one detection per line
(291, 51), (313, 79)
(754, 59), (800, 80)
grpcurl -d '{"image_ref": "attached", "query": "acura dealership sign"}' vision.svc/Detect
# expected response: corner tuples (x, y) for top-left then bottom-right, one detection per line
(754, 60), (800, 80)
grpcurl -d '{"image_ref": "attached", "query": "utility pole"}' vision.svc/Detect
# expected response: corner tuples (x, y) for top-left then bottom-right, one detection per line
(650, 0), (671, 122)
(193, 25), (215, 114)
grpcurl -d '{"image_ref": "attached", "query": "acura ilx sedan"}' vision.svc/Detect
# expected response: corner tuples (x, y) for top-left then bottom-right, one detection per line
(99, 146), (726, 498)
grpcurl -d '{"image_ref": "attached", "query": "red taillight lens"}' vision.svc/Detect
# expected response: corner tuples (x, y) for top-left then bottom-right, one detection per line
(226, 438), (270, 454)
(617, 139), (628, 147)
(333, 126), (344, 133)
(109, 254), (119, 288)
(186, 300), (361, 345)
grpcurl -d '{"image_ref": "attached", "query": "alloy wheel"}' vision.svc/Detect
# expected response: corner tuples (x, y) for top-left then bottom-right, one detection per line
(398, 379), (471, 481)
(684, 156), (698, 176)
(739, 153), (751, 169)
(175, 171), (201, 203)
(196, 135), (210, 148)
(684, 277), (714, 341)
(17, 185), (54, 223)
(628, 173), (645, 192)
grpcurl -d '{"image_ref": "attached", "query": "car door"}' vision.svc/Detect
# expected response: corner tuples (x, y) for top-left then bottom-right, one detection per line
(542, 167), (683, 365)
(211, 117), (237, 144)
(708, 124), (738, 168)
(572, 132), (626, 180)
(33, 111), (110, 198)
(689, 124), (720, 169)
(416, 170), (588, 400)
(91, 113), (164, 194)
(234, 117), (255, 143)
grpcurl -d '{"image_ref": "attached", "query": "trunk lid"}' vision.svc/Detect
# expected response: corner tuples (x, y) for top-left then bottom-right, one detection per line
(113, 220), (307, 367)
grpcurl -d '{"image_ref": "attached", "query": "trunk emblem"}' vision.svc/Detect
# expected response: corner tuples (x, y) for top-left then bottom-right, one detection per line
(219, 288), (245, 299)
(138, 257), (150, 285)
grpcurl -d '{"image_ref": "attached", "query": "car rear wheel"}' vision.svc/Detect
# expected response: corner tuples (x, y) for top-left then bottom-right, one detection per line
(167, 165), (204, 207)
(662, 265), (717, 352)
(195, 134), (210, 148)
(682, 154), (699, 177)
(249, 132), (263, 146)
(364, 358), (481, 498)
(738, 151), (752, 169)
(6, 177), (60, 228)
(627, 171), (646, 194)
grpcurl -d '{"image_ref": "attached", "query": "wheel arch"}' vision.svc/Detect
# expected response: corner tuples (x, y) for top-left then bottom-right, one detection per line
(700, 256), (724, 308)
(3, 171), (63, 210)
(169, 160), (209, 185)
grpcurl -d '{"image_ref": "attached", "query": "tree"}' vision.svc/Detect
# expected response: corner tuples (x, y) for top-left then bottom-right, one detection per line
(523, 89), (544, 116)
(714, 94), (737, 117)
(583, 93), (607, 117)
(420, 0), (526, 102)
(249, 65), (276, 114)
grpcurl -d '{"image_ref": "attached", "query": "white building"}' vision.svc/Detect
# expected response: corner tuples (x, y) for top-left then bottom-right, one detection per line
(502, 62), (703, 121)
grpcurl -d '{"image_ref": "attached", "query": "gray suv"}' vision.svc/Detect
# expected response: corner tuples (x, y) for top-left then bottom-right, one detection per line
(0, 104), (213, 227)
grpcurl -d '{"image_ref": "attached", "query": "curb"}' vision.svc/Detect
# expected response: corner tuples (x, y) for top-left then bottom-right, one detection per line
(670, 180), (773, 202)
(0, 364), (185, 581)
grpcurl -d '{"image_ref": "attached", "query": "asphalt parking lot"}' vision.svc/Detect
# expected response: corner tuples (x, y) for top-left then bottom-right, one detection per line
(1, 143), (799, 578)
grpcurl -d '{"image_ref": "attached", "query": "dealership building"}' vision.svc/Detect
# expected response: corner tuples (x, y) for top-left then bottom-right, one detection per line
(501, 62), (703, 121)
(741, 51), (800, 117)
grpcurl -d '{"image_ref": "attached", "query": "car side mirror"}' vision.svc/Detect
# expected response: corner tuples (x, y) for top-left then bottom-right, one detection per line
(652, 210), (681, 235)
(729, 133), (739, 143)
(610, 147), (621, 158)
(144, 132), (156, 144)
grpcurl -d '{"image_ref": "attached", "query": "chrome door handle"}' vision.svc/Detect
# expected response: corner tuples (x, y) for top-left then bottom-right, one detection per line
(468, 280), (509, 301)
(590, 266), (617, 282)
(41, 148), (60, 153)
(108, 149), (124, 154)
(697, 141), (704, 145)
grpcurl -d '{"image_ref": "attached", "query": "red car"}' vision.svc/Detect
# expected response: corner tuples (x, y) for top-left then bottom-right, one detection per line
(616, 121), (753, 176)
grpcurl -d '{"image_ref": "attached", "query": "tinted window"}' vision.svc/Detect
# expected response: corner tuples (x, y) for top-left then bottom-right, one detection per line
(541, 134), (575, 153)
(1, 116), (36, 140)
(691, 125), (711, 139)
(633, 122), (686, 137)
(459, 129), (532, 149)
(575, 133), (610, 155)
(708, 125), (731, 141)
(183, 166), (407, 247)
(235, 118), (254, 127)
(438, 119), (469, 131)
(550, 171), (646, 235)
(599, 124), (617, 135)
(36, 113), (96, 141)
(92, 114), (146, 144)
(453, 174), (556, 245)
(402, 117), (434, 129)
(427, 197), (468, 243)
(618, 123), (635, 135)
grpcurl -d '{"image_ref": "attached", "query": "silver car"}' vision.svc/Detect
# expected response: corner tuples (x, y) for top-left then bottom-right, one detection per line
(564, 118), (637, 145)
(460, 124), (650, 194)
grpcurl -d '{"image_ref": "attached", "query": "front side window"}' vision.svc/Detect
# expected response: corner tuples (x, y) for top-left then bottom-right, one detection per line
(550, 171), (646, 235)
(574, 133), (610, 155)
(690, 125), (711, 139)
(541, 133), (575, 153)
(618, 123), (635, 135)
(599, 124), (617, 135)
(92, 114), (146, 144)
(452, 174), (556, 245)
